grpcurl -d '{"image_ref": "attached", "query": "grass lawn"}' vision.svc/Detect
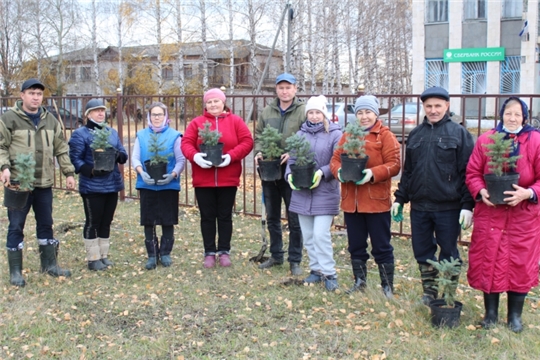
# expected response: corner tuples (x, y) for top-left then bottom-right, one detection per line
(0, 189), (539, 359)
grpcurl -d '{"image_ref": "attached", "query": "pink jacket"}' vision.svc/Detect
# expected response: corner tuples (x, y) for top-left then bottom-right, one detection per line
(466, 129), (540, 293)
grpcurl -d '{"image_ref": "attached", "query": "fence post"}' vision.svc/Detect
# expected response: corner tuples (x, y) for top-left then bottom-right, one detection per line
(116, 88), (125, 201)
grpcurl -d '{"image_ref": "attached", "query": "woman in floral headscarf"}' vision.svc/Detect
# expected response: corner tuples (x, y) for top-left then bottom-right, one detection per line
(132, 102), (185, 270)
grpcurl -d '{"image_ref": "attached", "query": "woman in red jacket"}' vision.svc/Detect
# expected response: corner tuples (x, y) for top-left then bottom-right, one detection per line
(466, 97), (540, 333)
(181, 88), (253, 268)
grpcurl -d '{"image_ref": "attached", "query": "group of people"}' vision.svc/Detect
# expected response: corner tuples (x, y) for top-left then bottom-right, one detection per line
(1, 76), (539, 333)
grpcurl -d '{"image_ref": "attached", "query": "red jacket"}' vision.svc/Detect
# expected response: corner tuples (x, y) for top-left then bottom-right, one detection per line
(466, 129), (540, 293)
(181, 110), (253, 187)
(329, 120), (401, 213)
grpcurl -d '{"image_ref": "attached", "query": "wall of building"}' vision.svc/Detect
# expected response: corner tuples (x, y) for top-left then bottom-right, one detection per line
(424, 24), (450, 58)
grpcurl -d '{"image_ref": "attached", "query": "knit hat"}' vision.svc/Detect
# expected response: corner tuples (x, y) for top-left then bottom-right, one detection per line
(203, 88), (226, 103)
(354, 95), (380, 116)
(499, 96), (529, 123)
(85, 99), (107, 117)
(420, 86), (450, 102)
(305, 95), (330, 120)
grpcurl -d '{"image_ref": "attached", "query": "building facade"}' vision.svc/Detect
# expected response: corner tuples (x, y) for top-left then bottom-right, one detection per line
(412, 0), (539, 117)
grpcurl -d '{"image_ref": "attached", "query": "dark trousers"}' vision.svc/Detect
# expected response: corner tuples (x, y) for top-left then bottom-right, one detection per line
(195, 186), (237, 255)
(410, 208), (461, 264)
(81, 192), (119, 239)
(261, 177), (302, 263)
(7, 187), (54, 250)
(344, 211), (394, 264)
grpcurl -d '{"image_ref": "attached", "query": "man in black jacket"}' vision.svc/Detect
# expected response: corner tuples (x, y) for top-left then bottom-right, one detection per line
(391, 87), (474, 305)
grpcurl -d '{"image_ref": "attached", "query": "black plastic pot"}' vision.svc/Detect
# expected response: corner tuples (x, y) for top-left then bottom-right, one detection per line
(429, 299), (463, 328)
(92, 148), (116, 172)
(340, 154), (369, 182)
(484, 173), (520, 205)
(200, 143), (224, 167)
(3, 186), (30, 210)
(258, 159), (282, 181)
(290, 163), (315, 189)
(144, 160), (168, 183)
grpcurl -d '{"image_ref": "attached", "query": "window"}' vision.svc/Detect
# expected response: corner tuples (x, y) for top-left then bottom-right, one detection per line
(426, 0), (448, 23)
(80, 67), (91, 81)
(162, 65), (173, 80)
(65, 68), (76, 81)
(462, 62), (486, 94)
(503, 0), (523, 18)
(500, 56), (520, 93)
(184, 65), (192, 78)
(425, 59), (449, 89)
(464, 0), (486, 19)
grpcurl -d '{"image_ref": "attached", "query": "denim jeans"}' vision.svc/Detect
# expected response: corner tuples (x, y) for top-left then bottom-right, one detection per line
(262, 177), (302, 263)
(410, 208), (461, 264)
(7, 187), (54, 250)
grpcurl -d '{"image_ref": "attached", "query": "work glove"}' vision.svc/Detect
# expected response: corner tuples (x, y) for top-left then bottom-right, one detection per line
(391, 202), (403, 222)
(337, 168), (345, 183)
(193, 153), (212, 169)
(92, 169), (111, 177)
(140, 171), (155, 185)
(218, 154), (231, 167)
(157, 173), (175, 186)
(356, 169), (373, 185)
(459, 209), (473, 230)
(287, 174), (300, 190)
(309, 169), (323, 189)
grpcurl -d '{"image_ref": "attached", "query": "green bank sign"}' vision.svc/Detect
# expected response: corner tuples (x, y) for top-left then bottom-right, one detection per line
(443, 47), (505, 62)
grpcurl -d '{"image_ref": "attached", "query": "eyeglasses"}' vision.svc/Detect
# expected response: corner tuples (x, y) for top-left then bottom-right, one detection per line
(151, 113), (165, 118)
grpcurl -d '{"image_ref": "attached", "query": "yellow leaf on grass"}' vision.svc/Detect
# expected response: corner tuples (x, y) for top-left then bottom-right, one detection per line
(491, 337), (500, 344)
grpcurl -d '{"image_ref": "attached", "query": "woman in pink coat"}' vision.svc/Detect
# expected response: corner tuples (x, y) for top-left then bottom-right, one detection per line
(466, 97), (540, 333)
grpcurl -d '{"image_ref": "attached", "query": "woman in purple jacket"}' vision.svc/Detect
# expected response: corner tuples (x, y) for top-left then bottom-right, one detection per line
(286, 95), (342, 291)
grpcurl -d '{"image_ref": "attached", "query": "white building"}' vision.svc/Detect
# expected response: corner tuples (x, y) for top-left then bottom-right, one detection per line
(412, 0), (540, 117)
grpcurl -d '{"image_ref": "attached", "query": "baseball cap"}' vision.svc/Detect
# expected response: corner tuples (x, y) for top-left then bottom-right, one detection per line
(275, 73), (296, 85)
(21, 78), (45, 92)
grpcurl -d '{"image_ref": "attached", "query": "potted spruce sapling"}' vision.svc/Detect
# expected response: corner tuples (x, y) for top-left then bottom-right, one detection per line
(338, 121), (369, 182)
(257, 125), (284, 181)
(90, 125), (116, 171)
(198, 120), (223, 166)
(144, 132), (172, 182)
(427, 257), (463, 328)
(482, 132), (521, 205)
(285, 133), (316, 189)
(3, 153), (36, 210)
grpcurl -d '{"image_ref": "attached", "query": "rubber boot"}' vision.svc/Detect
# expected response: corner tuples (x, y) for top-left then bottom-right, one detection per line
(159, 237), (175, 267)
(144, 238), (159, 270)
(39, 244), (71, 277)
(98, 237), (113, 267)
(85, 239), (107, 271)
(419, 263), (438, 305)
(346, 259), (367, 294)
(480, 292), (499, 329)
(7, 250), (26, 287)
(378, 263), (394, 299)
(507, 292), (526, 333)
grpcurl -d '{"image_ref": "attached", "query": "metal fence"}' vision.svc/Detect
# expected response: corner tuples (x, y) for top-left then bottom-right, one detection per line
(3, 92), (540, 238)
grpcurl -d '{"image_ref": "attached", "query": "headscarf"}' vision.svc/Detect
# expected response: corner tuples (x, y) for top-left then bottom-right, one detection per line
(147, 102), (170, 133)
(495, 97), (535, 159)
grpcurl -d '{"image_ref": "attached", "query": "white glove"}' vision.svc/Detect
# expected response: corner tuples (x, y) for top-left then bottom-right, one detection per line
(193, 153), (212, 169)
(459, 209), (473, 230)
(309, 169), (323, 189)
(218, 154), (231, 167)
(140, 171), (155, 186)
(356, 169), (373, 185)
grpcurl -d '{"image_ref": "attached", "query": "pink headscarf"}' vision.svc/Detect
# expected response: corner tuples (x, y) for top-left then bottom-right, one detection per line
(147, 102), (170, 133)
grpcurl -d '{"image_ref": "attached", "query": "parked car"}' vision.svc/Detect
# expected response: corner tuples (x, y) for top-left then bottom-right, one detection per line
(378, 102), (423, 142)
(45, 106), (85, 130)
(326, 102), (356, 127)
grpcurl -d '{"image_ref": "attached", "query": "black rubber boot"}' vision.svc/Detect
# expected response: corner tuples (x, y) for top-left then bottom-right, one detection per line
(7, 250), (26, 287)
(480, 292), (499, 329)
(39, 244), (72, 277)
(378, 263), (394, 299)
(419, 263), (438, 305)
(507, 292), (526, 333)
(144, 238), (159, 270)
(159, 237), (175, 267)
(346, 259), (367, 294)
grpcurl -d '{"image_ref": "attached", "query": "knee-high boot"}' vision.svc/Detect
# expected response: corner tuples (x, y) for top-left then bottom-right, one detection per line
(507, 292), (526, 333)
(159, 237), (175, 267)
(378, 263), (394, 299)
(419, 263), (438, 305)
(480, 292), (499, 328)
(144, 237), (159, 270)
(7, 250), (25, 287)
(39, 243), (71, 277)
(346, 259), (367, 294)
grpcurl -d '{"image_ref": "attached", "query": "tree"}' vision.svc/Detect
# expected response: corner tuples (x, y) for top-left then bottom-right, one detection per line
(0, 0), (25, 97)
